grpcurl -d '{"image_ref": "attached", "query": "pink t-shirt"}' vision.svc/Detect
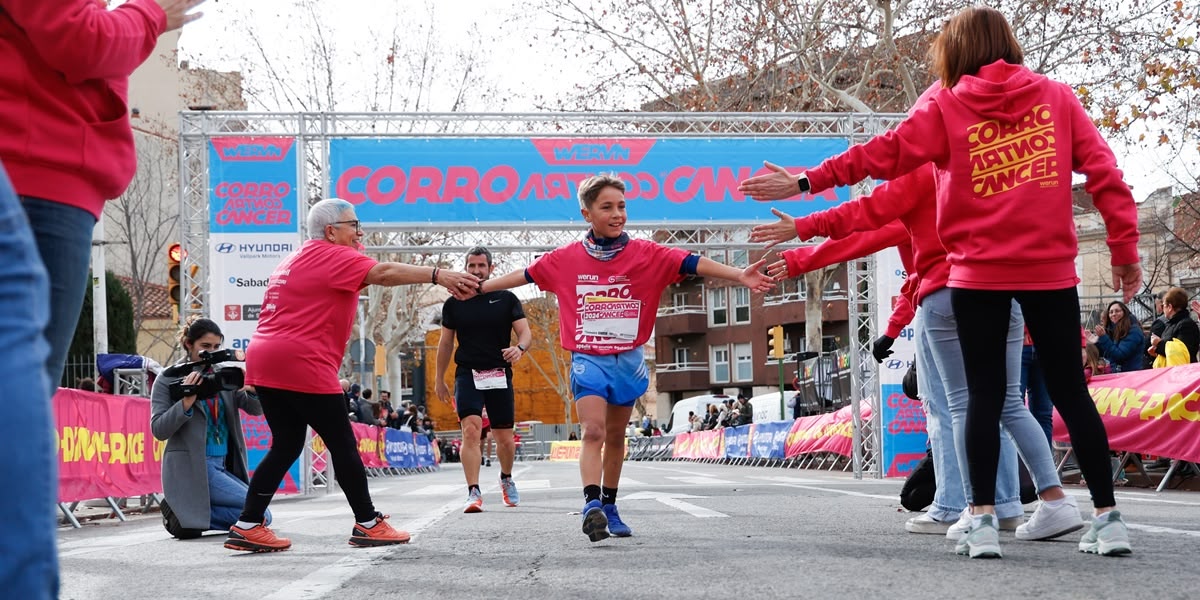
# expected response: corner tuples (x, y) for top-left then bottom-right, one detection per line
(526, 239), (688, 355)
(246, 240), (377, 394)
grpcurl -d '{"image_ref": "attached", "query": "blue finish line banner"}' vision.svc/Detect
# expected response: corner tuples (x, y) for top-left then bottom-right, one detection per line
(328, 137), (850, 224)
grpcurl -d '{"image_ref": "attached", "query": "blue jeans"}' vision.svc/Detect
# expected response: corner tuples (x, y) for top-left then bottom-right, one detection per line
(0, 166), (57, 599)
(206, 456), (270, 530)
(1020, 345), (1054, 448)
(919, 289), (1027, 518)
(20, 197), (96, 388)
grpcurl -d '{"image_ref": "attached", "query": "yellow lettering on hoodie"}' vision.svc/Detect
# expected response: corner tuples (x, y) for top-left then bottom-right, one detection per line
(967, 104), (1060, 197)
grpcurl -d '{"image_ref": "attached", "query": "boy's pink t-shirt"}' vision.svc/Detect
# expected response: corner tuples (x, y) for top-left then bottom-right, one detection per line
(245, 240), (377, 394)
(526, 239), (688, 355)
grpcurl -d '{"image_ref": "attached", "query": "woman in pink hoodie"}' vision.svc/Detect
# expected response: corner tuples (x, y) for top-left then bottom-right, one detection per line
(741, 7), (1137, 558)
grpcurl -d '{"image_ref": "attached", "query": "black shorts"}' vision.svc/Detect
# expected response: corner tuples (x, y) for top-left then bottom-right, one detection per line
(454, 370), (515, 429)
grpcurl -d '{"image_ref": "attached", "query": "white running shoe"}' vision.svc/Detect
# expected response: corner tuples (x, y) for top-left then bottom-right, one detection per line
(1016, 495), (1086, 541)
(946, 508), (1021, 540)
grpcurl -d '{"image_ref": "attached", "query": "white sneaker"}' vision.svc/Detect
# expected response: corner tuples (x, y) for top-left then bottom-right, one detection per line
(1016, 496), (1086, 541)
(947, 508), (1021, 540)
(905, 512), (956, 534)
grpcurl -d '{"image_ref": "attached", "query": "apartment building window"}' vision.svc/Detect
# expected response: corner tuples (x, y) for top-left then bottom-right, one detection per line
(673, 346), (688, 365)
(707, 249), (727, 264)
(673, 291), (689, 308)
(733, 287), (751, 324)
(708, 288), (728, 326)
(731, 249), (750, 268)
(733, 342), (753, 381)
(710, 345), (730, 383)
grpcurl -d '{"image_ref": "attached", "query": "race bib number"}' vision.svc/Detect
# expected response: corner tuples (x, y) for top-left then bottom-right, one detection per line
(580, 295), (640, 341)
(472, 368), (507, 390)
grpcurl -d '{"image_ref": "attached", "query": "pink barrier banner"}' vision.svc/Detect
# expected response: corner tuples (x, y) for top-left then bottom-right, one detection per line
(54, 389), (164, 503)
(671, 429), (724, 459)
(242, 413), (301, 495)
(352, 422), (387, 468)
(785, 402), (874, 459)
(1053, 364), (1200, 463)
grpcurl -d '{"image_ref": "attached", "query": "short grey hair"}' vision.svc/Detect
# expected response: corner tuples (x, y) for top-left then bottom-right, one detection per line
(306, 198), (355, 240)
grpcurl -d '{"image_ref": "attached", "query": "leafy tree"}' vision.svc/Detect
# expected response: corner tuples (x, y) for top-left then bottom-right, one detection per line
(67, 271), (138, 384)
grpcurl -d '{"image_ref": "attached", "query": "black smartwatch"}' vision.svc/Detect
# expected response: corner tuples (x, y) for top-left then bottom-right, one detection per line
(797, 174), (811, 193)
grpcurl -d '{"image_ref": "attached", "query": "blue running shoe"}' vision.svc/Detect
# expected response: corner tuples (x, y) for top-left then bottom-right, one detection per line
(581, 499), (609, 542)
(603, 504), (632, 537)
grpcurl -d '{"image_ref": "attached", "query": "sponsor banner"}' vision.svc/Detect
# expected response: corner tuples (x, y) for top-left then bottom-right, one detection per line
(328, 138), (851, 225)
(352, 422), (386, 469)
(874, 246), (925, 475)
(784, 401), (874, 459)
(384, 428), (417, 469)
(208, 232), (299, 351)
(548, 439), (629, 461)
(724, 425), (752, 458)
(549, 440), (582, 461)
(54, 389), (164, 503)
(881, 385), (928, 478)
(750, 421), (792, 460)
(415, 435), (437, 467)
(208, 137), (299, 234)
(242, 413), (302, 494)
(1053, 364), (1200, 463)
(671, 429), (724, 460)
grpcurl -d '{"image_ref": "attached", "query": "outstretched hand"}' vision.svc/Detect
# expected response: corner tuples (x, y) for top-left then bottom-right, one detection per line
(439, 269), (481, 300)
(749, 208), (799, 250)
(765, 258), (791, 280)
(739, 161), (802, 202)
(154, 0), (206, 32)
(740, 259), (777, 293)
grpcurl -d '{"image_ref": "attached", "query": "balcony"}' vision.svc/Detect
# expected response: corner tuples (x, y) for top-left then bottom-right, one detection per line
(655, 361), (710, 392)
(656, 306), (709, 336)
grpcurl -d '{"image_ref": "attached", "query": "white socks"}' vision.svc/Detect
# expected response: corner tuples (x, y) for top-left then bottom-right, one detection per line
(234, 520), (258, 530)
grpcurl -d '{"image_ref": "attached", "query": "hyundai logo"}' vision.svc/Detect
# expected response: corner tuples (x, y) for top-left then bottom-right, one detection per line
(885, 359), (905, 370)
(216, 243), (235, 254)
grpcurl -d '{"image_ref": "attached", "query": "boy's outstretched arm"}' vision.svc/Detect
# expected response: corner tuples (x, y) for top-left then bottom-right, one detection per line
(479, 269), (533, 294)
(695, 257), (775, 293)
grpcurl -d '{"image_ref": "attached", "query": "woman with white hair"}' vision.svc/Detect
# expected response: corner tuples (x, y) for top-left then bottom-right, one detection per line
(225, 198), (480, 553)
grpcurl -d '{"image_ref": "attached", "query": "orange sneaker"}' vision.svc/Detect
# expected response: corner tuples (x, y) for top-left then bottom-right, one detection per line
(349, 514), (411, 547)
(463, 489), (484, 513)
(225, 523), (291, 553)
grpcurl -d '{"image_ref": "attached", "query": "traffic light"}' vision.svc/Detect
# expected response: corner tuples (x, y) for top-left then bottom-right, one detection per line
(167, 243), (182, 313)
(768, 325), (785, 359)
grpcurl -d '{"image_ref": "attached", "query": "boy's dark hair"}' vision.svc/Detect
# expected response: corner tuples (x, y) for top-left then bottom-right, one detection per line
(577, 174), (625, 210)
(465, 246), (492, 266)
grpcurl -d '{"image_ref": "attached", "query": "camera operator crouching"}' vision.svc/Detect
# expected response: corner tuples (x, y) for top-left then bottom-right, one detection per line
(150, 317), (268, 540)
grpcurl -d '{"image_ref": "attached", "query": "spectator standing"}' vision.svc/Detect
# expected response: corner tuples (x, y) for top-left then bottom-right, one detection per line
(742, 7), (1137, 558)
(738, 395), (754, 425)
(0, 163), (53, 598)
(1149, 287), (1200, 365)
(1093, 301), (1145, 373)
(225, 198), (478, 553)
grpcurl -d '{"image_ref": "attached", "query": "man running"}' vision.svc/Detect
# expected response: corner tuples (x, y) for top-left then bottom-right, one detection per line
(435, 247), (532, 513)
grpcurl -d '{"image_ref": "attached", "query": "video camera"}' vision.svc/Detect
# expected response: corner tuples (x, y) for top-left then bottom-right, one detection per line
(164, 349), (246, 401)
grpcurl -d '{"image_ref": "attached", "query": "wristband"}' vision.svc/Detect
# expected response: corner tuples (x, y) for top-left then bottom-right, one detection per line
(431, 267), (439, 284)
(517, 344), (527, 352)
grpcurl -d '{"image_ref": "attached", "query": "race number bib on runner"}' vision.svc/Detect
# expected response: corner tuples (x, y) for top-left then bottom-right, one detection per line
(580, 295), (640, 341)
(472, 368), (507, 390)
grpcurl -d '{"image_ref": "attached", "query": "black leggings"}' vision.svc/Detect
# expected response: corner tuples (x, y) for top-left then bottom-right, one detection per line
(240, 386), (377, 523)
(951, 287), (1115, 508)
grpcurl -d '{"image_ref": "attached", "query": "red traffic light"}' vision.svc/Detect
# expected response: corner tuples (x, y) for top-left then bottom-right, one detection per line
(168, 243), (187, 263)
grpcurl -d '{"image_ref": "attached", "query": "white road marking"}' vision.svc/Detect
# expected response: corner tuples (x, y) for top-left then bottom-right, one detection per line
(1126, 523), (1200, 538)
(771, 483), (897, 501)
(404, 484), (466, 496)
(623, 491), (729, 518)
(667, 476), (736, 485)
(263, 465), (531, 600)
(746, 476), (824, 484)
(514, 479), (551, 490)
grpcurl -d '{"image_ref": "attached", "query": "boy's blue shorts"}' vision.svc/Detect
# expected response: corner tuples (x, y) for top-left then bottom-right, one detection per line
(569, 347), (648, 407)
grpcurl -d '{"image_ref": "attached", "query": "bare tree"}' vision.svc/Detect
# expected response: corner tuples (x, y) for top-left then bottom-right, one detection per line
(104, 124), (180, 344)
(522, 295), (576, 427)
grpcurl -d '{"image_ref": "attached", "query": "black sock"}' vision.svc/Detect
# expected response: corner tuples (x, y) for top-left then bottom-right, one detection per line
(469, 484), (480, 495)
(500, 473), (512, 480)
(584, 485), (601, 503)
(601, 486), (618, 506)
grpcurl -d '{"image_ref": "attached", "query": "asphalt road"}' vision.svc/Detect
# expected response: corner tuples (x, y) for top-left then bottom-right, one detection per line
(58, 460), (1200, 599)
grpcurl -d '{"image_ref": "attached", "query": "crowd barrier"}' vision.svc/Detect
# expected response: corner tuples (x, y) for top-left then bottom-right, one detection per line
(52, 389), (439, 528)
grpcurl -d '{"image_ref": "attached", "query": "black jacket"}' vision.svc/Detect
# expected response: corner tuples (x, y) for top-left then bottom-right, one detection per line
(1156, 311), (1200, 364)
